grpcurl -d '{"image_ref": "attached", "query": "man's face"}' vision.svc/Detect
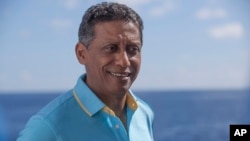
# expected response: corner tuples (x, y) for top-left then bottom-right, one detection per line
(76, 20), (142, 98)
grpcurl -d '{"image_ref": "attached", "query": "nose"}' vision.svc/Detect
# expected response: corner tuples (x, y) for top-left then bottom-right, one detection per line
(115, 51), (131, 67)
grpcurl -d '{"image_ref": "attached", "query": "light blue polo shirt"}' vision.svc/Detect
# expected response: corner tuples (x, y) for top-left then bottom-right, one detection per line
(17, 75), (154, 141)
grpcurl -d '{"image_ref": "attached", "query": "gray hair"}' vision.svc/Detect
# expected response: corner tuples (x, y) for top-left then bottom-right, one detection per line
(78, 2), (144, 47)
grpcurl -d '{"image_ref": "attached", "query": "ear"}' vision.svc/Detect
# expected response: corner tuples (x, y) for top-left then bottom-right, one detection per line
(75, 42), (88, 65)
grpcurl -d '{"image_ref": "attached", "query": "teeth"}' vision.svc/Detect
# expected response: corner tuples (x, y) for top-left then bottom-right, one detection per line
(110, 72), (129, 77)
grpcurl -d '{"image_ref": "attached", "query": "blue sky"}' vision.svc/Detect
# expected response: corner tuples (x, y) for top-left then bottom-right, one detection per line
(0, 0), (249, 92)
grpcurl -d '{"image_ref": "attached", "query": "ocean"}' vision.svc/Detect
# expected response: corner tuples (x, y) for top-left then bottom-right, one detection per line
(0, 90), (249, 141)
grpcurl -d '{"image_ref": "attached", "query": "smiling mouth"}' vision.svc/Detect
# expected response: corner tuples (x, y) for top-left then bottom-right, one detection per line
(109, 72), (131, 77)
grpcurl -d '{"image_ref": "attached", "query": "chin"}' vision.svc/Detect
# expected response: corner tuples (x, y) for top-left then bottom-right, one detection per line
(112, 85), (131, 95)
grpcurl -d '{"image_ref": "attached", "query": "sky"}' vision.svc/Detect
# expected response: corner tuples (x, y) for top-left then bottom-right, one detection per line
(0, 0), (249, 92)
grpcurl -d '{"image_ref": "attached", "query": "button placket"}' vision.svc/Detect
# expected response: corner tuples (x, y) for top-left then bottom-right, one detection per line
(112, 116), (129, 141)
(115, 124), (120, 129)
(102, 106), (130, 141)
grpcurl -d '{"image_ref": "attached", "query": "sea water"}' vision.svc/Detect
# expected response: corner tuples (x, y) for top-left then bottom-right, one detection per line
(0, 90), (249, 141)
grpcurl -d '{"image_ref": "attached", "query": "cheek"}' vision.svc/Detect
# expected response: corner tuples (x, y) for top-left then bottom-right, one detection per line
(85, 54), (100, 72)
(89, 55), (111, 71)
(131, 56), (141, 70)
(135, 55), (141, 65)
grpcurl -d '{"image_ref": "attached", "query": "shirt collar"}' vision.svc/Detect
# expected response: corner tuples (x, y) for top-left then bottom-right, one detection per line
(73, 74), (105, 117)
(126, 90), (138, 110)
(73, 74), (138, 117)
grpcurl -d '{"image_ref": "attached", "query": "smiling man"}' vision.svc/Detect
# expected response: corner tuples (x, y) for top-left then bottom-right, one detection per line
(17, 2), (154, 141)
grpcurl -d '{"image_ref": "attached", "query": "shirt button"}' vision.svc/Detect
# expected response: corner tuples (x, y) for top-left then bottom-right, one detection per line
(132, 103), (136, 108)
(115, 124), (120, 129)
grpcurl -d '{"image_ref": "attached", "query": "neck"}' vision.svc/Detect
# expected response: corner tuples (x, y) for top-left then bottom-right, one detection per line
(97, 93), (128, 128)
(102, 93), (127, 115)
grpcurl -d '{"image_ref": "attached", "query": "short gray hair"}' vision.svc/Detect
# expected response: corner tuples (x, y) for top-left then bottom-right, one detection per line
(78, 2), (144, 47)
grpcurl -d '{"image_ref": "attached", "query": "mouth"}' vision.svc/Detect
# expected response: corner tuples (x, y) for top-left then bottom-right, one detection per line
(109, 71), (131, 78)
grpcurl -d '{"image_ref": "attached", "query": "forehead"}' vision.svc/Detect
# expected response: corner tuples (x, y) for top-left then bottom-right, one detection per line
(94, 21), (141, 42)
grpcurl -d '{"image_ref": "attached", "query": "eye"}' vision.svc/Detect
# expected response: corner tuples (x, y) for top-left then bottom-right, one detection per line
(127, 46), (141, 55)
(104, 45), (117, 53)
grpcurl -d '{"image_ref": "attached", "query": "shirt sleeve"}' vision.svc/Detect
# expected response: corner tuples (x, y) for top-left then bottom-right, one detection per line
(16, 116), (58, 141)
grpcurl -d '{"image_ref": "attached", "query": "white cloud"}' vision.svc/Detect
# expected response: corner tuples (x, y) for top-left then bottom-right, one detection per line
(209, 22), (244, 39)
(149, 0), (176, 17)
(19, 30), (32, 39)
(50, 19), (73, 29)
(196, 8), (227, 20)
(0, 73), (8, 83)
(63, 0), (80, 10)
(109, 0), (151, 7)
(134, 62), (249, 90)
(19, 70), (33, 83)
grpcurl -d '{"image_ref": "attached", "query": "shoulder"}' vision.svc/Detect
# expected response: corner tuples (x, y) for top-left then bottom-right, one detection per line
(130, 92), (154, 139)
(17, 115), (58, 141)
(129, 90), (154, 122)
(38, 90), (74, 117)
(135, 95), (154, 119)
(17, 90), (75, 141)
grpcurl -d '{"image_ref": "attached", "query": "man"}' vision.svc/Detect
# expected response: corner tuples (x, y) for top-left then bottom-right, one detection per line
(17, 2), (154, 141)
